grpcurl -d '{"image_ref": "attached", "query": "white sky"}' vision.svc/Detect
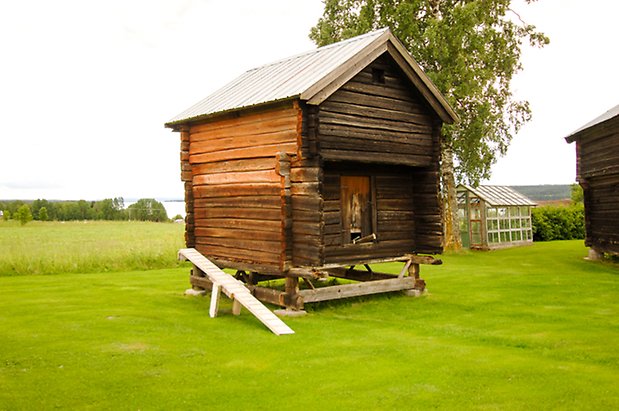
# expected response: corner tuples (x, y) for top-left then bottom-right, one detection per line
(0, 0), (617, 200)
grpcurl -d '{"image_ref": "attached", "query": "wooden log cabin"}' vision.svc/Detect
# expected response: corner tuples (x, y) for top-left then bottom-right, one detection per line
(565, 104), (619, 258)
(165, 28), (458, 309)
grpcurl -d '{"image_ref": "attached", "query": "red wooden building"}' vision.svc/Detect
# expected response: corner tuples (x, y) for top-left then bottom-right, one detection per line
(165, 28), (458, 309)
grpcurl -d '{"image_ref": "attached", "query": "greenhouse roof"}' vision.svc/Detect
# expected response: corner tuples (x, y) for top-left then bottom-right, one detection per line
(458, 185), (537, 207)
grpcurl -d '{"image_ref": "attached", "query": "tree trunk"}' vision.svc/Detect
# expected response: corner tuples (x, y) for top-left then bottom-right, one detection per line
(441, 146), (462, 251)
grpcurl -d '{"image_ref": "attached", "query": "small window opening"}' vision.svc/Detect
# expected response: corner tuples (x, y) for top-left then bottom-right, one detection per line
(372, 68), (385, 84)
(341, 176), (375, 244)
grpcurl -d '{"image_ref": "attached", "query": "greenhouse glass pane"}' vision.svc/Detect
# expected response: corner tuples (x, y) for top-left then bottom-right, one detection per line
(487, 208), (497, 218)
(511, 207), (520, 217)
(512, 219), (521, 228)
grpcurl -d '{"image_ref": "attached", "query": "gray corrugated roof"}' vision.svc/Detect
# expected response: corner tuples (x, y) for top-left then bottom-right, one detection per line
(165, 28), (458, 127)
(565, 103), (619, 142)
(166, 29), (389, 125)
(459, 185), (537, 207)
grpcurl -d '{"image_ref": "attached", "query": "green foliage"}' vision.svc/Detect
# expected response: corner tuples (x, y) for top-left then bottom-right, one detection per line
(14, 204), (33, 225)
(532, 204), (585, 241)
(0, 197), (164, 221)
(2, 210), (9, 221)
(32, 199), (56, 220)
(92, 197), (126, 220)
(0, 220), (185, 275)
(571, 183), (584, 204)
(127, 198), (168, 222)
(1, 242), (619, 409)
(38, 206), (49, 221)
(310, 0), (549, 184)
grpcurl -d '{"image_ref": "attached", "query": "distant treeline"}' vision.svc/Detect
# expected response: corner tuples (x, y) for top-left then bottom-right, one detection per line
(1, 198), (176, 222)
(509, 185), (572, 202)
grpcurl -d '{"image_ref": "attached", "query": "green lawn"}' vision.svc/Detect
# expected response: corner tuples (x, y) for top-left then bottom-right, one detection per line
(1, 240), (618, 410)
(0, 220), (185, 275)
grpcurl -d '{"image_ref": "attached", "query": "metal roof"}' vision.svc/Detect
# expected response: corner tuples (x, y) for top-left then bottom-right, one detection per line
(458, 185), (537, 207)
(165, 28), (458, 127)
(565, 103), (619, 143)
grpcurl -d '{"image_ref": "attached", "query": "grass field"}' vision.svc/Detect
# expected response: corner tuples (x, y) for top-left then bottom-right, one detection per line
(0, 220), (185, 275)
(1, 228), (618, 410)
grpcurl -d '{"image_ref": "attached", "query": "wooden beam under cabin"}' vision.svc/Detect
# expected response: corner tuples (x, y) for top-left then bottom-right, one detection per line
(299, 277), (416, 303)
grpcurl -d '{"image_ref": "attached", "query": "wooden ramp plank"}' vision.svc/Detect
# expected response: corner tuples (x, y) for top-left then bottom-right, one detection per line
(179, 248), (294, 335)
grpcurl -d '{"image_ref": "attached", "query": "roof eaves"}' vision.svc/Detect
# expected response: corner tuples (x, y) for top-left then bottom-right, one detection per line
(164, 96), (299, 129)
(565, 103), (619, 143)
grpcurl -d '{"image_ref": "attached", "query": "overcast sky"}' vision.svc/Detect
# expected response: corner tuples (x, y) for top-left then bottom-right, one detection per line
(1, 0), (617, 201)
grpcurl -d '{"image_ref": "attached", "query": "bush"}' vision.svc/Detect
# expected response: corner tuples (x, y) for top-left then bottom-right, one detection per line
(532, 204), (585, 241)
(15, 204), (33, 226)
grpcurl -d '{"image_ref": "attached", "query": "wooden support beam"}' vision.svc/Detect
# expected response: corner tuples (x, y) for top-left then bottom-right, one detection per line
(246, 285), (288, 307)
(190, 275), (213, 290)
(408, 255), (442, 265)
(398, 259), (412, 279)
(299, 277), (415, 303)
(326, 267), (396, 282)
(284, 277), (303, 310)
(408, 263), (425, 291)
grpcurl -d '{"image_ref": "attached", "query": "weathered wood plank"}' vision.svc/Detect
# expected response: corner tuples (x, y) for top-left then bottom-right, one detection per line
(193, 169), (280, 185)
(194, 196), (280, 209)
(191, 129), (297, 155)
(190, 142), (297, 164)
(191, 157), (276, 175)
(194, 207), (281, 221)
(193, 182), (281, 198)
(179, 248), (294, 335)
(299, 277), (415, 303)
(320, 148), (429, 167)
(195, 217), (281, 232)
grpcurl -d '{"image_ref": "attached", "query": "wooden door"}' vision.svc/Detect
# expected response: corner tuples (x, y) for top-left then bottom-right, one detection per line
(341, 176), (373, 243)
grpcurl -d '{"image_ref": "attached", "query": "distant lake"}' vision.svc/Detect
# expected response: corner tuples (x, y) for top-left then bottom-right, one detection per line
(125, 200), (186, 219)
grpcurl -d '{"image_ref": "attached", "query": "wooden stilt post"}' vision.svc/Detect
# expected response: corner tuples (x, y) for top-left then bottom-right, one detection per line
(408, 262), (425, 291)
(284, 276), (302, 310)
(232, 299), (242, 316)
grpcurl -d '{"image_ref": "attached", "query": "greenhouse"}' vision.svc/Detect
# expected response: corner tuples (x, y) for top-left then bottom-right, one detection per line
(457, 185), (536, 249)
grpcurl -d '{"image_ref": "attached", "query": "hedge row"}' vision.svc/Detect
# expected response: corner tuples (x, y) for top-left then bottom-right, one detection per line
(532, 204), (585, 241)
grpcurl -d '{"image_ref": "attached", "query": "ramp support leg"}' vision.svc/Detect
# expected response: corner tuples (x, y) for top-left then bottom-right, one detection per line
(209, 283), (221, 318)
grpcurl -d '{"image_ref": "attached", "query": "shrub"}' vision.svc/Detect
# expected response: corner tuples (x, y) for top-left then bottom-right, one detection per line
(532, 204), (585, 241)
(39, 207), (49, 221)
(15, 204), (33, 226)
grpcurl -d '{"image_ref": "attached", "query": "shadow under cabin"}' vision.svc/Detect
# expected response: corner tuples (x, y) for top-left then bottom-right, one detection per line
(165, 28), (459, 311)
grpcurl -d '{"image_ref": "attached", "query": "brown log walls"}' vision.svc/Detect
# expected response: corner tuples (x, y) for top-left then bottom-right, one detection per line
(186, 102), (301, 271)
(316, 53), (444, 259)
(575, 115), (619, 255)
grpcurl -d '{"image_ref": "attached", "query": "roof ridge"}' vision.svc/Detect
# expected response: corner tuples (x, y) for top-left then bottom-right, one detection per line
(247, 27), (390, 73)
